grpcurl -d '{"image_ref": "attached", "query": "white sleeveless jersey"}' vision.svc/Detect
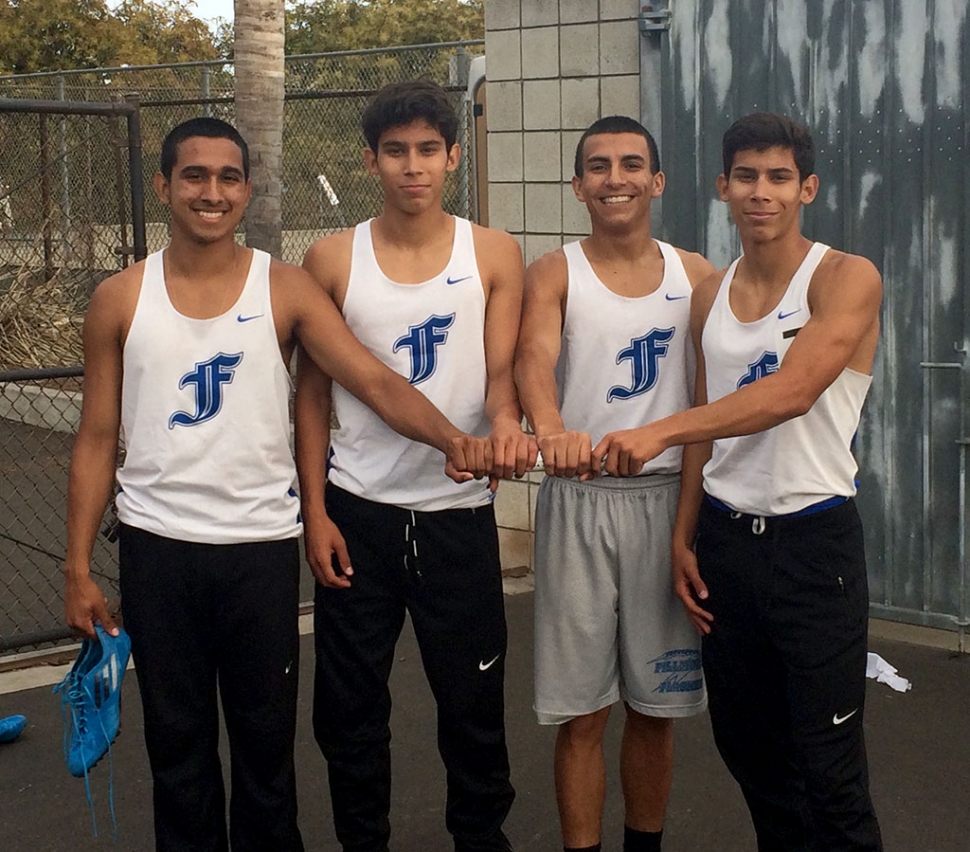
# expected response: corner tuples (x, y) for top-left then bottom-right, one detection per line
(557, 239), (693, 475)
(702, 242), (872, 516)
(115, 249), (301, 544)
(328, 217), (492, 511)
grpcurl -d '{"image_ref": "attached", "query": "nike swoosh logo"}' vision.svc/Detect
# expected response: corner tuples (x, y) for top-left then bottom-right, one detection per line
(778, 308), (801, 320)
(479, 654), (501, 671)
(237, 313), (264, 323)
(665, 293), (688, 301)
(285, 661), (293, 674)
(832, 708), (858, 725)
(447, 275), (472, 285)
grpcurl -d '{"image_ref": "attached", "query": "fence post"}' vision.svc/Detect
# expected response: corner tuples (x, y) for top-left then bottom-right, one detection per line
(38, 113), (54, 281)
(108, 96), (131, 268)
(56, 75), (71, 263)
(125, 94), (147, 262)
(201, 65), (211, 117)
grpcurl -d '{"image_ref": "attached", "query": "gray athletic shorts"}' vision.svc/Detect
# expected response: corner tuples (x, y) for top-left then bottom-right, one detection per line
(533, 474), (707, 724)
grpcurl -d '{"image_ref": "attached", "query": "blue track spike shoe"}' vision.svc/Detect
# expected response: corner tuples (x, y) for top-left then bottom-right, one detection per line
(0, 714), (27, 743)
(54, 624), (132, 777)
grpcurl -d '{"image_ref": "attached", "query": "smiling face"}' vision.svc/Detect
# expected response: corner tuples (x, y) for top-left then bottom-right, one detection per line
(716, 145), (818, 244)
(153, 135), (251, 245)
(364, 119), (459, 215)
(571, 132), (664, 230)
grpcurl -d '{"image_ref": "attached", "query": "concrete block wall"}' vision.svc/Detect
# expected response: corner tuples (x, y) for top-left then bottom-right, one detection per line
(484, 1), (642, 575)
(485, 0), (642, 263)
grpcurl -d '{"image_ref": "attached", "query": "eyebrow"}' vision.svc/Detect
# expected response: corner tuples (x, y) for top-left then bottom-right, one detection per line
(380, 138), (443, 149)
(586, 154), (646, 166)
(178, 165), (245, 177)
(732, 165), (796, 177)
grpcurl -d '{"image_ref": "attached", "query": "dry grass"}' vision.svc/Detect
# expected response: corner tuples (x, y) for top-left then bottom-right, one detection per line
(0, 262), (90, 372)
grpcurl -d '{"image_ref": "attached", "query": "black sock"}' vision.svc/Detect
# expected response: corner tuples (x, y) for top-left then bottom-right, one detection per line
(623, 825), (663, 852)
(564, 845), (601, 852)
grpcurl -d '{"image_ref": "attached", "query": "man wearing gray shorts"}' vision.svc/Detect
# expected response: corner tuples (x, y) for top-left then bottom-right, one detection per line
(515, 116), (714, 852)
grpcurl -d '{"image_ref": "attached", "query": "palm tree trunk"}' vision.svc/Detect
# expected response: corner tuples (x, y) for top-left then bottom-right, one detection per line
(233, 0), (284, 257)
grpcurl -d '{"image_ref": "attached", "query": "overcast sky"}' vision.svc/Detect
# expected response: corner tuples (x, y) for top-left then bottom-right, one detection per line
(106, 0), (234, 26)
(188, 0), (234, 24)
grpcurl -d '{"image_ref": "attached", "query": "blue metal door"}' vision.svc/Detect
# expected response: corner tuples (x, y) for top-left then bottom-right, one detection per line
(640, 0), (970, 642)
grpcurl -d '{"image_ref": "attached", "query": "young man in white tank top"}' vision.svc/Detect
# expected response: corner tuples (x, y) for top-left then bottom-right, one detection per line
(62, 117), (494, 852)
(297, 81), (535, 852)
(592, 114), (884, 850)
(515, 117), (715, 852)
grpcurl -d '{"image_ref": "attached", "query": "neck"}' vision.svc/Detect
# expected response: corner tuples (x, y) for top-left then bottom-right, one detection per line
(166, 231), (242, 281)
(738, 231), (814, 287)
(586, 221), (655, 262)
(375, 204), (451, 247)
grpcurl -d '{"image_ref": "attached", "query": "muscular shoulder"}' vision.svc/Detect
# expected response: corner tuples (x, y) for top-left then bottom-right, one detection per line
(689, 265), (729, 330)
(270, 257), (318, 294)
(87, 259), (145, 332)
(302, 227), (355, 295)
(673, 247), (717, 288)
(810, 249), (882, 310)
(816, 248), (882, 289)
(471, 222), (523, 278)
(525, 247), (568, 289)
(470, 223), (524, 301)
(470, 222), (521, 261)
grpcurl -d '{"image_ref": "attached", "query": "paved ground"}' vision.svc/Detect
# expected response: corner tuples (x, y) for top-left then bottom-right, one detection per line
(0, 593), (967, 852)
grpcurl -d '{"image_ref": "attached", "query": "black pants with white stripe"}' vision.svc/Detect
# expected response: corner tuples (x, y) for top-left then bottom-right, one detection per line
(119, 524), (304, 852)
(313, 485), (514, 852)
(696, 498), (882, 852)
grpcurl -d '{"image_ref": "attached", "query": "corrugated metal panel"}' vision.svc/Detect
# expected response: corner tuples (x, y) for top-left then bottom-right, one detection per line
(641, 0), (969, 636)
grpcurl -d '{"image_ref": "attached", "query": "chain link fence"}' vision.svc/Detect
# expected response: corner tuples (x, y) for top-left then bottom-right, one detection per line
(0, 43), (482, 655)
(0, 99), (144, 655)
(0, 42), (483, 262)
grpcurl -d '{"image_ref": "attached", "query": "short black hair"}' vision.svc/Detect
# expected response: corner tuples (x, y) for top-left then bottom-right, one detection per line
(574, 115), (661, 177)
(160, 117), (249, 181)
(722, 112), (815, 182)
(361, 79), (459, 152)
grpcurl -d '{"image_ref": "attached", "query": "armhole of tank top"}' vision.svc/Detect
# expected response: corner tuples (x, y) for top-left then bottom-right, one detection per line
(253, 249), (275, 318)
(656, 240), (688, 290)
(460, 217), (484, 295)
(344, 221), (373, 311)
(121, 251), (156, 350)
(701, 260), (737, 353)
(800, 243), (830, 315)
(561, 242), (581, 327)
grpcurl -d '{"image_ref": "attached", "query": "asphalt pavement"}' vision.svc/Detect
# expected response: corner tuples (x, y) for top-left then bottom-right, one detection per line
(0, 592), (967, 852)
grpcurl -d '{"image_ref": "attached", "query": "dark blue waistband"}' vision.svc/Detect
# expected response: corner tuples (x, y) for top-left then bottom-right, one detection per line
(705, 494), (848, 519)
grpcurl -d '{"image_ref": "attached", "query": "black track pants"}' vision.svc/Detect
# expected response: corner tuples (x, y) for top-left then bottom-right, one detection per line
(119, 524), (304, 852)
(696, 498), (882, 852)
(312, 485), (514, 852)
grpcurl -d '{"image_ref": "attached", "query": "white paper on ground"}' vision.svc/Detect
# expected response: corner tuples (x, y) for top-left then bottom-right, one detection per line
(866, 652), (912, 692)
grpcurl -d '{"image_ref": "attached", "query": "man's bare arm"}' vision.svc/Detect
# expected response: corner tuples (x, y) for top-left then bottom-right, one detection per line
(477, 226), (537, 480)
(63, 273), (135, 637)
(296, 238), (354, 587)
(277, 262), (491, 479)
(670, 276), (719, 633)
(514, 250), (593, 478)
(595, 254), (882, 472)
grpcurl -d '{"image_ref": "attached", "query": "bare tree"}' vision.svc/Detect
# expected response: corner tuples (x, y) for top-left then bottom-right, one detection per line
(233, 0), (284, 257)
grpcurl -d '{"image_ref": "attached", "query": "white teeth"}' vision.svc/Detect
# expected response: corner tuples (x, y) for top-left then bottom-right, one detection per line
(197, 210), (223, 220)
(602, 196), (633, 204)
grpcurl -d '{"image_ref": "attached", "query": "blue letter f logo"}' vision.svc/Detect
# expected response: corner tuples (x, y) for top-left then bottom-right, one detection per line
(169, 352), (243, 428)
(394, 314), (455, 385)
(607, 327), (675, 403)
(737, 351), (779, 388)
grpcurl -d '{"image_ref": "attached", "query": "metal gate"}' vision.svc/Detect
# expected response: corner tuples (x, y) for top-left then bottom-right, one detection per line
(639, 0), (970, 642)
(0, 97), (146, 653)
